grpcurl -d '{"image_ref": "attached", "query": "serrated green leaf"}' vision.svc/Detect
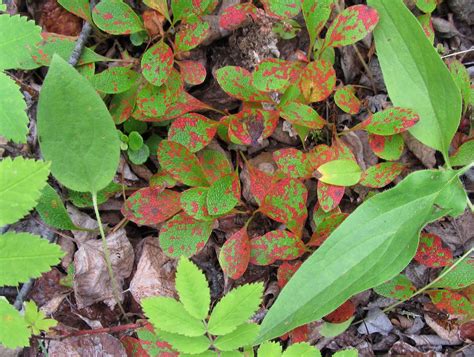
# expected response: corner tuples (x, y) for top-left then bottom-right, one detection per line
(58, 0), (92, 21)
(431, 257), (474, 290)
(176, 257), (210, 320)
(37, 55), (120, 193)
(91, 66), (138, 94)
(282, 343), (321, 357)
(317, 159), (362, 186)
(141, 41), (174, 87)
(36, 184), (80, 230)
(23, 300), (57, 335)
(0, 71), (29, 143)
(141, 296), (206, 336)
(258, 341), (283, 357)
(157, 330), (210, 354)
(92, 0), (144, 35)
(450, 140), (474, 167)
(0, 14), (41, 70)
(368, 0), (462, 159)
(208, 283), (263, 335)
(373, 274), (416, 300)
(0, 298), (30, 349)
(0, 232), (64, 286)
(333, 349), (358, 357)
(0, 157), (50, 226)
(214, 323), (259, 351)
(207, 174), (239, 216)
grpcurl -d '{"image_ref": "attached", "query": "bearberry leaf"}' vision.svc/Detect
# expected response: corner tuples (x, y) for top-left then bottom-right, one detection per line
(58, 0), (92, 21)
(309, 212), (347, 247)
(91, 66), (138, 94)
(36, 184), (80, 230)
(360, 162), (405, 188)
(136, 325), (177, 356)
(368, 134), (404, 161)
(142, 41), (174, 87)
(0, 232), (64, 286)
(273, 148), (313, 179)
(317, 159), (362, 186)
(207, 283), (263, 335)
(373, 274), (416, 300)
(302, 0), (334, 51)
(207, 174), (239, 216)
(299, 60), (336, 102)
(175, 17), (210, 52)
(252, 59), (301, 92)
(279, 102), (326, 129)
(135, 82), (179, 118)
(260, 0), (301, 20)
(92, 0), (144, 35)
(260, 178), (308, 237)
(122, 187), (181, 226)
(282, 343), (321, 357)
(323, 300), (355, 324)
(168, 114), (217, 153)
(154, 330), (210, 354)
(157, 140), (209, 186)
(334, 86), (361, 114)
(450, 140), (474, 167)
(418, 14), (434, 44)
(180, 187), (212, 221)
(159, 212), (214, 257)
(178, 60), (206, 85)
(325, 5), (379, 48)
(218, 3), (258, 31)
(141, 297), (206, 336)
(414, 233), (453, 268)
(277, 261), (302, 288)
(214, 323), (259, 351)
(428, 290), (474, 318)
(216, 66), (269, 102)
(0, 71), (29, 143)
(198, 149), (233, 184)
(250, 230), (305, 266)
(431, 257), (474, 290)
(358, 107), (420, 135)
(176, 257), (210, 320)
(227, 108), (279, 146)
(0, 298), (30, 349)
(317, 181), (345, 212)
(219, 227), (251, 280)
(109, 84), (138, 124)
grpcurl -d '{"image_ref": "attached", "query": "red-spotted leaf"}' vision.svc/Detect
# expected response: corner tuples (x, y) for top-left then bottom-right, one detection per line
(175, 17), (210, 52)
(150, 169), (178, 188)
(250, 230), (306, 265)
(141, 41), (174, 87)
(157, 140), (208, 186)
(415, 0), (438, 13)
(91, 66), (138, 94)
(312, 202), (341, 227)
(144, 0), (171, 21)
(332, 137), (358, 161)
(260, 178), (308, 236)
(159, 212), (215, 257)
(207, 174), (239, 216)
(260, 0), (301, 20)
(227, 108), (279, 146)
(198, 149), (233, 184)
(317, 159), (362, 186)
(325, 5), (379, 48)
(368, 134), (404, 161)
(135, 75), (182, 118)
(308, 212), (347, 247)
(306, 144), (335, 170)
(161, 91), (211, 121)
(92, 0), (144, 35)
(216, 66), (269, 102)
(178, 60), (206, 85)
(414, 233), (454, 268)
(273, 148), (312, 179)
(122, 187), (181, 226)
(334, 85), (361, 114)
(219, 227), (251, 279)
(277, 261), (303, 288)
(317, 181), (345, 212)
(120, 336), (150, 357)
(428, 290), (474, 318)
(358, 107), (420, 135)
(218, 3), (258, 31)
(298, 60), (336, 103)
(180, 187), (213, 221)
(373, 274), (416, 300)
(302, 0), (334, 51)
(247, 164), (276, 205)
(172, 0), (216, 22)
(279, 101), (326, 129)
(168, 114), (217, 153)
(432, 257), (474, 290)
(136, 324), (178, 357)
(110, 83), (138, 124)
(323, 300), (355, 323)
(252, 59), (301, 92)
(418, 14), (434, 44)
(58, 0), (92, 22)
(192, 0), (219, 16)
(360, 162), (405, 188)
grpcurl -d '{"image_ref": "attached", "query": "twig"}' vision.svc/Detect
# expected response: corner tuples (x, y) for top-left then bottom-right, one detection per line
(441, 47), (474, 58)
(68, 0), (97, 67)
(59, 321), (146, 340)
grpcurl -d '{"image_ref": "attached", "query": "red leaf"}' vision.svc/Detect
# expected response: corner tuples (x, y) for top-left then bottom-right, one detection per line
(215, 66), (269, 102)
(317, 181), (345, 212)
(415, 233), (454, 268)
(218, 3), (258, 31)
(247, 164), (276, 205)
(250, 230), (306, 265)
(141, 41), (174, 87)
(177, 60), (206, 86)
(227, 108), (279, 145)
(252, 59), (302, 92)
(428, 290), (474, 318)
(277, 260), (302, 288)
(323, 300), (355, 323)
(360, 162), (405, 188)
(219, 227), (251, 279)
(273, 148), (313, 179)
(308, 212), (348, 247)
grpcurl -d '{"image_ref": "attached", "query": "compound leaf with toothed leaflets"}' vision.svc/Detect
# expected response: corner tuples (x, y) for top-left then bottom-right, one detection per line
(207, 282), (263, 335)
(334, 85), (361, 114)
(0, 298), (30, 349)
(37, 55), (120, 193)
(373, 274), (416, 300)
(141, 41), (174, 87)
(92, 0), (144, 35)
(0, 157), (50, 226)
(360, 162), (405, 188)
(159, 212), (215, 257)
(214, 323), (260, 351)
(257, 169), (465, 342)
(302, 0), (334, 51)
(250, 230), (306, 266)
(317, 159), (362, 186)
(219, 227), (251, 280)
(258, 341), (283, 357)
(157, 140), (208, 187)
(449, 140), (474, 167)
(368, 0), (461, 159)
(91, 66), (138, 94)
(215, 66), (269, 102)
(168, 114), (217, 153)
(58, 0), (92, 21)
(368, 134), (404, 161)
(36, 184), (81, 230)
(0, 71), (29, 143)
(431, 257), (474, 290)
(176, 257), (210, 320)
(325, 5), (379, 48)
(282, 343), (321, 357)
(279, 101), (326, 129)
(260, 0), (301, 20)
(175, 17), (210, 52)
(122, 187), (181, 226)
(357, 107), (420, 135)
(179, 60), (206, 85)
(299, 60), (336, 103)
(414, 232), (453, 268)
(0, 232), (64, 287)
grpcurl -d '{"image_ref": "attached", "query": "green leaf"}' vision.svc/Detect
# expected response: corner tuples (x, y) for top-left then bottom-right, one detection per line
(37, 55), (120, 193)
(252, 59), (300, 93)
(368, 0), (462, 159)
(258, 341), (283, 357)
(23, 301), (57, 335)
(0, 232), (64, 286)
(415, 0), (437, 13)
(0, 72), (29, 143)
(141, 296), (206, 336)
(208, 283), (263, 335)
(176, 256), (210, 320)
(207, 174), (239, 216)
(334, 85), (361, 114)
(333, 349), (358, 357)
(91, 66), (138, 94)
(58, 0), (92, 21)
(156, 330), (210, 354)
(128, 144), (150, 165)
(450, 140), (474, 167)
(257, 169), (465, 342)
(0, 157), (50, 226)
(36, 184), (80, 230)
(317, 159), (362, 186)
(141, 41), (174, 87)
(92, 0), (144, 35)
(214, 323), (259, 351)
(373, 274), (416, 300)
(144, 0), (171, 22)
(0, 14), (41, 70)
(68, 181), (122, 208)
(302, 0), (334, 51)
(180, 187), (213, 221)
(281, 343), (321, 357)
(449, 60), (471, 114)
(0, 298), (30, 349)
(431, 257), (474, 290)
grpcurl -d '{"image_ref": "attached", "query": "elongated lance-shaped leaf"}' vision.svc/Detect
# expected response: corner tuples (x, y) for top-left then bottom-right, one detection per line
(302, 0), (334, 51)
(368, 0), (462, 159)
(368, 134), (404, 161)
(334, 85), (361, 114)
(357, 107), (420, 135)
(257, 169), (466, 342)
(141, 41), (174, 87)
(250, 230), (306, 266)
(92, 0), (144, 35)
(373, 274), (416, 300)
(168, 114), (217, 153)
(219, 227), (251, 280)
(414, 232), (453, 268)
(37, 55), (120, 193)
(215, 66), (269, 102)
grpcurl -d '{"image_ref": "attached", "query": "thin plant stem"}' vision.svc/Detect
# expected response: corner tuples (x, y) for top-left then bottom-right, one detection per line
(92, 192), (128, 319)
